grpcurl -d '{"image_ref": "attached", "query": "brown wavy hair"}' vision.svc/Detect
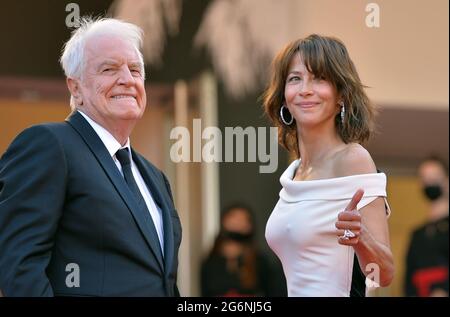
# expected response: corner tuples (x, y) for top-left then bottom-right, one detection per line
(262, 34), (376, 157)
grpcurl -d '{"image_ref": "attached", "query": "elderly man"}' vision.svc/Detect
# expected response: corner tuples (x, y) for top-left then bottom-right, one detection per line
(0, 18), (182, 296)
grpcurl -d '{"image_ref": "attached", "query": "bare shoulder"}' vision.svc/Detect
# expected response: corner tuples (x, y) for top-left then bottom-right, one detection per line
(333, 143), (377, 177)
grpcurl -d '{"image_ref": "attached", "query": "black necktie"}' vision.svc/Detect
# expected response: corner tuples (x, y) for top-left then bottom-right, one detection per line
(116, 148), (164, 260)
(115, 148), (147, 207)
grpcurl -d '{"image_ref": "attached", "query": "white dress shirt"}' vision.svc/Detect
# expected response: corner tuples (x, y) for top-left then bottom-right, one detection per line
(78, 110), (164, 254)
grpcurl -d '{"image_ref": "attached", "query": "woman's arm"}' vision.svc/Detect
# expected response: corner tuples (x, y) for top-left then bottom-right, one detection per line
(334, 144), (394, 287)
(336, 194), (394, 287)
(354, 197), (394, 287)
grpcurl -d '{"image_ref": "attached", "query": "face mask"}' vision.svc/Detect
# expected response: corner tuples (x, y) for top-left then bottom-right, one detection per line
(222, 230), (253, 243)
(423, 184), (443, 201)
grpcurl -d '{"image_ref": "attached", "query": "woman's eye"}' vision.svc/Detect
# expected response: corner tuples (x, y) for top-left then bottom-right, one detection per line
(288, 76), (300, 82)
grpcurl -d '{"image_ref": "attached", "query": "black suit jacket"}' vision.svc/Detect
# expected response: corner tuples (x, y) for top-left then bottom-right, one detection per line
(0, 111), (182, 296)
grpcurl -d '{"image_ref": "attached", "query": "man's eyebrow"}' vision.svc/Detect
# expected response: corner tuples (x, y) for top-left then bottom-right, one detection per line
(128, 62), (143, 68)
(96, 60), (143, 72)
(97, 60), (119, 70)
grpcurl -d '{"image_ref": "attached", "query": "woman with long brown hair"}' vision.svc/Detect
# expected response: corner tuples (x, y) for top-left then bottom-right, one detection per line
(264, 34), (394, 296)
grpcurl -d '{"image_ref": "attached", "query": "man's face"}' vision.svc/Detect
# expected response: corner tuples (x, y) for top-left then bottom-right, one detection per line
(76, 35), (147, 127)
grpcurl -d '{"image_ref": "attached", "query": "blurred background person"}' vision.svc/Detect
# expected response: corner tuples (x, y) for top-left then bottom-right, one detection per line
(201, 203), (286, 297)
(404, 156), (449, 297)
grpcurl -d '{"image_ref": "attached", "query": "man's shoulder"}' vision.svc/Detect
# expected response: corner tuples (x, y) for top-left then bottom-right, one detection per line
(6, 121), (68, 147)
(17, 121), (72, 139)
(1, 121), (74, 169)
(36, 120), (73, 133)
(1, 121), (79, 161)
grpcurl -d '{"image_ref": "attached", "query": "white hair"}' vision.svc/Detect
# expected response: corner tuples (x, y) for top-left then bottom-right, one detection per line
(60, 17), (146, 109)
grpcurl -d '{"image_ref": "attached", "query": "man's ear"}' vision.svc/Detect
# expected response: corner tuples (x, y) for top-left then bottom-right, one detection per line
(67, 77), (83, 106)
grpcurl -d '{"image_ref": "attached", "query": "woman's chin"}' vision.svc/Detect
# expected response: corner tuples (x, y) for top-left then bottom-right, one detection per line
(294, 118), (318, 128)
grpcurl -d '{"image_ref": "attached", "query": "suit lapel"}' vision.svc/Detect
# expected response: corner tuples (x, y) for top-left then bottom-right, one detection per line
(66, 111), (164, 272)
(132, 151), (174, 277)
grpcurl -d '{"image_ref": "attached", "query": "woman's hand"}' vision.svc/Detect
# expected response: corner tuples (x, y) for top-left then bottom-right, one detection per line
(335, 189), (364, 246)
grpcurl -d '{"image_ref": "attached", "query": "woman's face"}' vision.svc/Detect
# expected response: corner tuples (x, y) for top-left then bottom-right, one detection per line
(222, 208), (253, 234)
(284, 53), (340, 130)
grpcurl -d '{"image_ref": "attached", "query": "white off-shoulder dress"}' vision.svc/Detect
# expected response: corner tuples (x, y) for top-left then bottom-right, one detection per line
(265, 159), (390, 297)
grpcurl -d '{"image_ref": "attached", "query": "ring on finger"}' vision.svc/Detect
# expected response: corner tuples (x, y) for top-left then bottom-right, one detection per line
(342, 229), (356, 240)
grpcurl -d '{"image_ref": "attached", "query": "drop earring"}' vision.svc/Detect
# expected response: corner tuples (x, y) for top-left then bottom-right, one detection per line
(340, 101), (345, 124)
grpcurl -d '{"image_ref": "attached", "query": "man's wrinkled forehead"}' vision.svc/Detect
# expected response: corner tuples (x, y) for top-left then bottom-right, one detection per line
(84, 35), (143, 66)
